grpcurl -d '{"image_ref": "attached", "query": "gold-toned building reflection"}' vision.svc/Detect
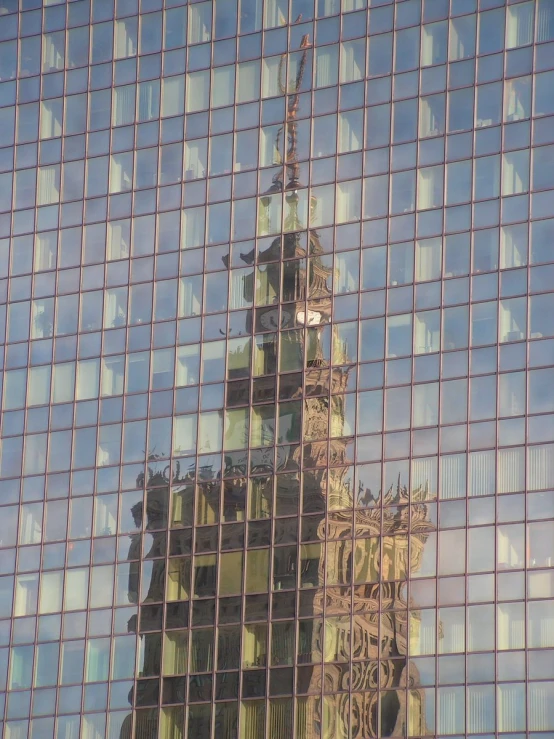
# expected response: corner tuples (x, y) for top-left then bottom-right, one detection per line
(119, 240), (436, 739)
(121, 30), (435, 739)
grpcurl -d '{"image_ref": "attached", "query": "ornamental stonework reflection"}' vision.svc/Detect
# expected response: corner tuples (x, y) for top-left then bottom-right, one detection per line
(296, 357), (435, 739)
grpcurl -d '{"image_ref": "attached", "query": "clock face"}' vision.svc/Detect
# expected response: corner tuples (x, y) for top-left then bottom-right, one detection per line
(260, 308), (292, 329)
(296, 309), (322, 326)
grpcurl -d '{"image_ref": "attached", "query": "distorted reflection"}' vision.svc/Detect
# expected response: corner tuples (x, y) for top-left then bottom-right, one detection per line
(118, 29), (437, 739)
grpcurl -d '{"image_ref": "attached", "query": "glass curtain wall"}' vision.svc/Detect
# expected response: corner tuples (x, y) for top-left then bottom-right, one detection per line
(0, 0), (554, 737)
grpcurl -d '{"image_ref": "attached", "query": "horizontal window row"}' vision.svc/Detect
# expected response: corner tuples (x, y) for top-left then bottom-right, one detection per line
(4, 498), (554, 575)
(4, 527), (554, 618)
(6, 684), (554, 739)
(2, 567), (554, 638)
(2, 473), (554, 549)
(3, 77), (554, 176)
(2, 0), (554, 84)
(1, 219), (553, 284)
(3, 509), (554, 597)
(1, 235), (554, 318)
(4, 150), (554, 240)
(2, 261), (554, 337)
(0, 327), (551, 391)
(2, 298), (554, 397)
(0, 362), (553, 454)
(5, 682), (554, 739)
(2, 599), (554, 691)
(3, 187), (554, 265)
(1, 377), (553, 466)
(2, 111), (554, 202)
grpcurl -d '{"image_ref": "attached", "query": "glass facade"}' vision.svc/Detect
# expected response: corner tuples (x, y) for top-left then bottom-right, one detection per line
(1, 0), (554, 736)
